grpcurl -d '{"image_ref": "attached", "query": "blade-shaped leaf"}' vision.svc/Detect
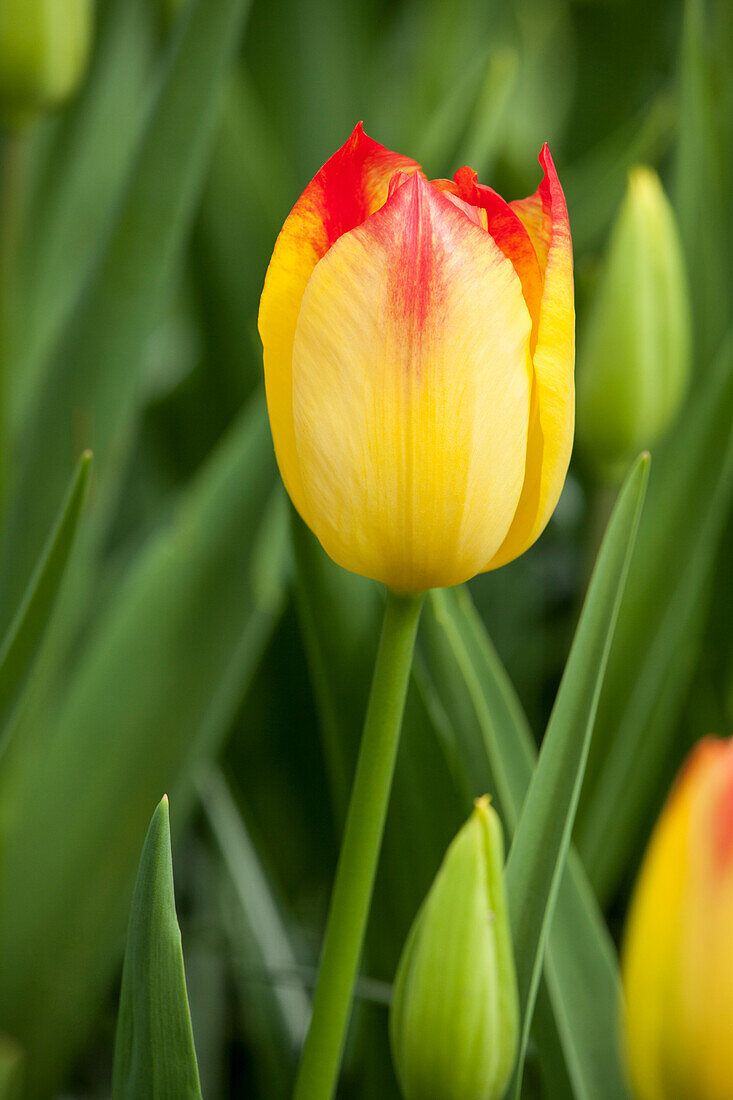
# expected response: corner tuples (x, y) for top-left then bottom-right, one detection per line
(577, 331), (733, 901)
(455, 47), (518, 179)
(673, 0), (730, 367)
(419, 587), (631, 1100)
(198, 767), (310, 1059)
(113, 796), (202, 1100)
(504, 454), (649, 1097)
(0, 396), (281, 1096)
(562, 91), (675, 253)
(0, 0), (253, 624)
(0, 450), (91, 737)
(13, 0), (153, 427)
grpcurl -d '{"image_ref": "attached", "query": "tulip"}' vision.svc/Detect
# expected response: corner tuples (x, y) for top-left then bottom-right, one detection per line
(390, 797), (518, 1100)
(577, 167), (691, 481)
(0, 0), (93, 124)
(259, 123), (574, 591)
(621, 736), (733, 1100)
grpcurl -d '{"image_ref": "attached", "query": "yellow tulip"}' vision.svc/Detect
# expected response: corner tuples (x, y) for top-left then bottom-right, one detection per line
(259, 123), (575, 591)
(622, 736), (733, 1100)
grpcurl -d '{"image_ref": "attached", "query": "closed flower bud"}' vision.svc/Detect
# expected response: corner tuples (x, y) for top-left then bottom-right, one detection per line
(0, 0), (93, 125)
(389, 797), (518, 1100)
(622, 737), (733, 1100)
(577, 167), (691, 481)
(259, 123), (574, 591)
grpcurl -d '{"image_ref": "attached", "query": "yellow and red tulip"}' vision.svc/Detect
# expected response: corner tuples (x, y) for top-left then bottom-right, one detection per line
(259, 123), (574, 591)
(621, 736), (733, 1100)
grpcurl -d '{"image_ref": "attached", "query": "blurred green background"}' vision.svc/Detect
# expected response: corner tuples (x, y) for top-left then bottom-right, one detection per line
(0, 0), (730, 1096)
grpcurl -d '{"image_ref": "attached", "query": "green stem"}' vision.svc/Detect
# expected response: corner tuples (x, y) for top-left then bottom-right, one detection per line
(294, 587), (425, 1100)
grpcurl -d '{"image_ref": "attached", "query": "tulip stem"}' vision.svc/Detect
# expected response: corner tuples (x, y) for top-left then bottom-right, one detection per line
(293, 587), (425, 1100)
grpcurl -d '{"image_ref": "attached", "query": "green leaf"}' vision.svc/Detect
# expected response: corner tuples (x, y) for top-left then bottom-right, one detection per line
(198, 767), (310, 1069)
(0, 450), (91, 738)
(673, 0), (730, 367)
(0, 0), (254, 623)
(13, 0), (153, 427)
(419, 588), (630, 1100)
(411, 46), (493, 174)
(113, 796), (202, 1100)
(577, 331), (733, 901)
(562, 90), (675, 253)
(290, 509), (382, 820)
(455, 47), (518, 179)
(504, 454), (649, 1097)
(195, 69), (294, 405)
(0, 395), (282, 1097)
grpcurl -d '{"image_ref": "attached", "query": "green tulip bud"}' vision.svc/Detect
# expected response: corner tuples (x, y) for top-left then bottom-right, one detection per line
(577, 166), (691, 481)
(0, 0), (94, 126)
(390, 797), (518, 1100)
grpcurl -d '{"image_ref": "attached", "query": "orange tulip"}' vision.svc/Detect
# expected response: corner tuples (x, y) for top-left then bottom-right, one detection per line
(622, 736), (733, 1100)
(259, 123), (574, 591)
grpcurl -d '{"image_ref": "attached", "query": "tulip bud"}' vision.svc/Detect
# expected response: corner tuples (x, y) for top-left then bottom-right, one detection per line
(390, 797), (518, 1100)
(621, 736), (733, 1100)
(0, 0), (93, 126)
(577, 167), (691, 481)
(259, 123), (574, 591)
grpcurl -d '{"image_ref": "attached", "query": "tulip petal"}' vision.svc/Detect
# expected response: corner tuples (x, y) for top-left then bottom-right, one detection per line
(450, 166), (544, 338)
(258, 123), (420, 518)
(291, 172), (533, 591)
(487, 144), (575, 569)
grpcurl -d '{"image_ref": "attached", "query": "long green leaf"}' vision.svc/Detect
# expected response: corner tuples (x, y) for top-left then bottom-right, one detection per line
(198, 767), (310, 1070)
(13, 0), (153, 427)
(673, 0), (730, 367)
(0, 450), (91, 737)
(419, 588), (630, 1100)
(455, 47), (518, 179)
(562, 90), (675, 253)
(0, 396), (280, 1097)
(195, 69), (294, 407)
(0, 0), (253, 623)
(113, 796), (202, 1100)
(505, 454), (648, 1097)
(578, 332), (733, 900)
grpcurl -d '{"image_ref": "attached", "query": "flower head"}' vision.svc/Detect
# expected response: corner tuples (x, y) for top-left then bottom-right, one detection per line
(0, 0), (93, 124)
(577, 166), (691, 481)
(390, 797), (519, 1100)
(259, 124), (574, 590)
(622, 736), (733, 1100)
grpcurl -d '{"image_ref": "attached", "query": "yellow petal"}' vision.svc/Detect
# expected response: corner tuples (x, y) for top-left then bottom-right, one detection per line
(621, 738), (733, 1100)
(258, 123), (419, 519)
(487, 145), (575, 569)
(291, 172), (533, 591)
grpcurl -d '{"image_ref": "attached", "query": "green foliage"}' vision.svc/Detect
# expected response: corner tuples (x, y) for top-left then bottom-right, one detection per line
(577, 331), (733, 903)
(0, 0), (728, 1096)
(505, 455), (648, 1096)
(113, 796), (202, 1099)
(420, 588), (631, 1100)
(0, 450), (90, 737)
